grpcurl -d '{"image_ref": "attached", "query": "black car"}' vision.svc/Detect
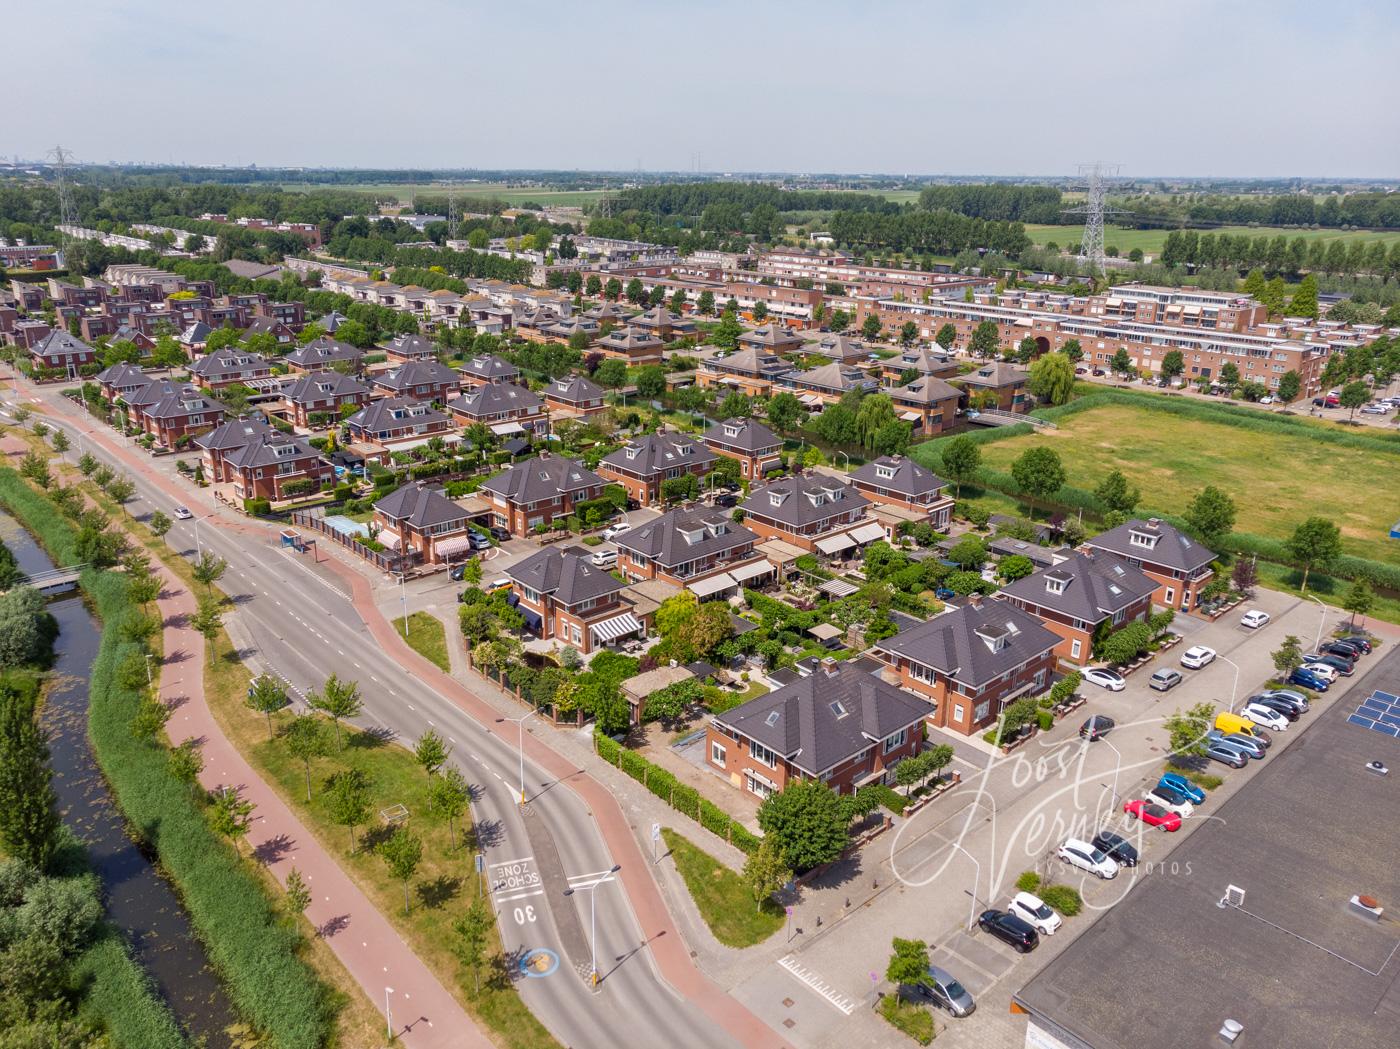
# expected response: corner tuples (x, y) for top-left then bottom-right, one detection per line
(1303, 653), (1354, 677)
(977, 909), (1039, 953)
(1255, 697), (1301, 722)
(449, 563), (467, 581)
(714, 492), (739, 508)
(488, 526), (511, 543)
(1079, 715), (1115, 741)
(1335, 634), (1373, 655)
(1091, 830), (1139, 868)
(1323, 639), (1367, 660)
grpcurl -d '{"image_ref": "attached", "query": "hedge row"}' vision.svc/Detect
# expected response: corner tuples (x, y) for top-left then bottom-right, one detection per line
(594, 731), (759, 854)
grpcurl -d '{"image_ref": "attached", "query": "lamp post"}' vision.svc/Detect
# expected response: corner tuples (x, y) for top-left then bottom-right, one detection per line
(496, 709), (536, 804)
(399, 572), (408, 638)
(384, 986), (394, 1042)
(946, 842), (981, 931)
(145, 653), (154, 688)
(1101, 738), (1123, 803)
(835, 450), (849, 471)
(1306, 594), (1328, 651)
(1218, 654), (1242, 712)
(563, 864), (621, 986)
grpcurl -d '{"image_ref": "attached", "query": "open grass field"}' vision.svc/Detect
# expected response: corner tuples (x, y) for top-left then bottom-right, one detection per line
(659, 828), (782, 948)
(975, 402), (1400, 563)
(1022, 223), (1400, 256)
(262, 182), (606, 208)
(392, 610), (451, 672)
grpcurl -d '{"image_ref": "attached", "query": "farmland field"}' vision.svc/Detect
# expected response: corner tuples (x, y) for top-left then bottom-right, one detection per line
(1022, 223), (1400, 257)
(972, 402), (1400, 563)
(253, 181), (606, 208)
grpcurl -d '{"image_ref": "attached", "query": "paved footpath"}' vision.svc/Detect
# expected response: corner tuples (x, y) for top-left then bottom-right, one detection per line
(30, 393), (789, 1049)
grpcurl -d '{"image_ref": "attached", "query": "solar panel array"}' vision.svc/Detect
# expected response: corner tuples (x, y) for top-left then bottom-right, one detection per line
(1347, 690), (1400, 739)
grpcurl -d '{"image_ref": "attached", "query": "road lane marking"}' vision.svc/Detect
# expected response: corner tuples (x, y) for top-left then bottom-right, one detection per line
(778, 956), (857, 1015)
(494, 888), (545, 904)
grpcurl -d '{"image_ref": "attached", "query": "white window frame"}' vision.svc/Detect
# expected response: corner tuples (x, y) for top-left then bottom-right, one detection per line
(952, 703), (965, 724)
(1070, 639), (1082, 660)
(711, 741), (726, 766)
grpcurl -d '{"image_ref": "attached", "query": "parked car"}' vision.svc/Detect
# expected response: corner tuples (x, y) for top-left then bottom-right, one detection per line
(1299, 662), (1339, 683)
(1323, 638), (1368, 659)
(1082, 667), (1126, 692)
(172, 506), (193, 520)
(1124, 799), (1182, 831)
(1144, 786), (1195, 818)
(1288, 667), (1330, 692)
(1207, 730), (1265, 761)
(899, 965), (976, 1018)
(1206, 742), (1248, 768)
(1157, 773), (1206, 804)
(590, 548), (617, 568)
(1180, 645), (1217, 670)
(1091, 368), (1107, 377)
(1091, 830), (1139, 867)
(488, 525), (511, 543)
(1313, 394), (1340, 408)
(449, 562), (467, 581)
(1149, 668), (1183, 692)
(467, 531), (491, 551)
(1360, 404), (1389, 415)
(1079, 715), (1116, 741)
(602, 520), (632, 541)
(1057, 839), (1119, 879)
(1240, 609), (1271, 629)
(1243, 702), (1289, 731)
(1335, 634), (1373, 655)
(1255, 696), (1300, 722)
(976, 910), (1040, 953)
(486, 577), (512, 593)
(713, 492), (738, 508)
(1009, 891), (1063, 935)
(1303, 653), (1353, 677)
(1259, 688), (1309, 713)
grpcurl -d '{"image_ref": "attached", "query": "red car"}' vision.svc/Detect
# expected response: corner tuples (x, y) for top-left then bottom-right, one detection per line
(1124, 799), (1181, 832)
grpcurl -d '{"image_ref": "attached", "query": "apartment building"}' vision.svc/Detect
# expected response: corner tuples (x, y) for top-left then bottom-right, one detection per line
(597, 432), (715, 507)
(1081, 518), (1216, 614)
(506, 548), (640, 654)
(702, 417), (784, 481)
(479, 454), (607, 537)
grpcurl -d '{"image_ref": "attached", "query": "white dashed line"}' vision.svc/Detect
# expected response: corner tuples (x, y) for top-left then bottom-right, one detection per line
(778, 956), (857, 1014)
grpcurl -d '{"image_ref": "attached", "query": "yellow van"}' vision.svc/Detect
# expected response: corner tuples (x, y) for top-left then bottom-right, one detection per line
(1214, 712), (1259, 738)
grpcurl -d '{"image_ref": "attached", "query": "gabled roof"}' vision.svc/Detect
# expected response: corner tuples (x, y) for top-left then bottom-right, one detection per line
(95, 362), (153, 390)
(374, 483), (468, 528)
(283, 370), (370, 405)
(507, 547), (625, 606)
(851, 456), (947, 498)
(545, 374), (605, 404)
(1001, 549), (1155, 623)
(189, 346), (271, 379)
(347, 397), (449, 432)
(740, 473), (869, 528)
(958, 361), (1028, 388)
(142, 385), (226, 420)
(243, 317), (290, 337)
(597, 326), (664, 350)
(713, 662), (926, 776)
(874, 599), (1059, 688)
(285, 337), (362, 369)
(195, 414), (273, 452)
(1083, 518), (1215, 573)
(480, 454), (604, 504)
(446, 382), (542, 418)
(225, 431), (322, 470)
(178, 321), (213, 345)
(703, 417), (781, 453)
(739, 324), (804, 350)
(891, 376), (962, 405)
(381, 333), (438, 357)
(613, 505), (755, 568)
(600, 431), (714, 476)
(892, 345), (956, 375)
(374, 360), (460, 392)
(458, 354), (519, 381)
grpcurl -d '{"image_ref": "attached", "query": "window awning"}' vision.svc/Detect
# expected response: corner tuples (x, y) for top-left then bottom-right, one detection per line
(745, 768), (780, 790)
(849, 522), (887, 545)
(1014, 317), (1033, 327)
(377, 531), (401, 550)
(687, 572), (737, 598)
(433, 535), (474, 557)
(900, 411), (923, 422)
(490, 421), (526, 435)
(381, 433), (460, 452)
(819, 577), (860, 598)
(591, 611), (642, 643)
(815, 532), (857, 555)
(519, 607), (543, 631)
(729, 560), (773, 583)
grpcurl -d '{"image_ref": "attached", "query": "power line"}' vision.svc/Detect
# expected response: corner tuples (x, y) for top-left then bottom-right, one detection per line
(47, 144), (78, 229)
(1063, 162), (1127, 275)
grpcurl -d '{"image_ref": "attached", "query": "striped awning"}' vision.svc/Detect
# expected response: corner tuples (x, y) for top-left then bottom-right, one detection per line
(591, 611), (642, 644)
(900, 411), (923, 422)
(815, 532), (857, 555)
(434, 535), (474, 557)
(377, 531), (401, 550)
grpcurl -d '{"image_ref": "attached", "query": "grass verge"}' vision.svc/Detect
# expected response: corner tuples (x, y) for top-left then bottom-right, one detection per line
(659, 828), (782, 948)
(878, 995), (935, 1044)
(391, 611), (451, 673)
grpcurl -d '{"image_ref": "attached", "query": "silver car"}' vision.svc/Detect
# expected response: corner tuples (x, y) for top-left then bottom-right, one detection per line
(901, 964), (976, 1017)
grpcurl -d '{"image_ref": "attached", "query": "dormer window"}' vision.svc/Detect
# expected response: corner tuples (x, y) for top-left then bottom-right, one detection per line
(723, 424), (740, 438)
(1129, 529), (1159, 549)
(1045, 577), (1066, 595)
(875, 464), (896, 480)
(769, 490), (788, 507)
(680, 528), (705, 545)
(625, 445), (641, 460)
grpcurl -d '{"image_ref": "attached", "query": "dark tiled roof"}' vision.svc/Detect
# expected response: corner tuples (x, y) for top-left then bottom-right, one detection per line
(459, 354), (519, 381)
(703, 417), (781, 453)
(374, 360), (460, 392)
(283, 371), (370, 405)
(195, 415), (273, 452)
(958, 361), (1028, 388)
(374, 483), (468, 528)
(32, 330), (94, 359)
(381, 333), (438, 357)
(788, 362), (875, 394)
(850, 456), (946, 498)
(891, 376), (962, 405)
(545, 374), (604, 405)
(874, 599), (1059, 688)
(597, 326), (664, 351)
(891, 346), (956, 374)
(739, 324), (804, 350)
(480, 455), (604, 505)
(347, 397), (448, 432)
(143, 385), (226, 420)
(225, 431), (322, 470)
(447, 382), (542, 418)
(507, 548), (625, 606)
(190, 347), (271, 379)
(1000, 550), (1155, 623)
(714, 663), (927, 776)
(285, 337), (362, 369)
(814, 334), (869, 361)
(613, 506), (755, 568)
(601, 432), (714, 476)
(1083, 518), (1215, 573)
(740, 474), (869, 528)
(96, 362), (152, 390)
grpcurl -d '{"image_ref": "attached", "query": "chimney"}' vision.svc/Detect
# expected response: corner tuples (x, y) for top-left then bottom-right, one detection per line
(1147, 517), (1161, 529)
(821, 657), (840, 677)
(968, 593), (983, 609)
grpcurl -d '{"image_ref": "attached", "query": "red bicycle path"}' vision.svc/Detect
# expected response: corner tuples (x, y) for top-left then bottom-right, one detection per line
(35, 397), (792, 1049)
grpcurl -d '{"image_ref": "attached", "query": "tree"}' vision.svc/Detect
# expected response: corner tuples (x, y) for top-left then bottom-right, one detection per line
(429, 766), (471, 850)
(1339, 380), (1370, 419)
(592, 359), (627, 390)
(1276, 370), (1302, 403)
(860, 314), (883, 342)
(947, 534), (986, 569)
(939, 435), (981, 498)
(604, 277), (622, 301)
(326, 768), (372, 854)
(1284, 517), (1341, 591)
(454, 895), (493, 995)
(1027, 351), (1074, 405)
(1219, 362), (1241, 389)
(997, 554), (1036, 582)
(77, 452), (98, 477)
(886, 937), (931, 988)
(1100, 621), (1151, 666)
(635, 365), (667, 399)
(379, 826), (423, 915)
(50, 430), (69, 456)
(414, 729), (451, 779)
(898, 321), (919, 348)
(1160, 350), (1185, 382)
(189, 595), (224, 658)
(765, 392), (805, 432)
(1343, 579), (1375, 628)
(1094, 470), (1139, 515)
(756, 780), (848, 873)
(968, 321), (999, 359)
(1163, 702), (1216, 761)
(742, 837), (791, 913)
(105, 475), (136, 513)
(1272, 635), (1304, 678)
(283, 867), (311, 923)
(1060, 338), (1083, 362)
(1286, 273), (1319, 319)
(209, 787), (254, 855)
(309, 673), (363, 749)
(934, 323), (957, 349)
(752, 301), (768, 322)
(168, 738), (205, 793)
(1110, 347), (1134, 376)
(148, 510), (172, 546)
(0, 685), (60, 871)
(1231, 557), (1258, 599)
(246, 674), (289, 740)
(191, 551), (227, 593)
(1184, 485), (1236, 544)
(696, 290), (715, 316)
(1010, 446), (1066, 516)
(284, 713), (330, 802)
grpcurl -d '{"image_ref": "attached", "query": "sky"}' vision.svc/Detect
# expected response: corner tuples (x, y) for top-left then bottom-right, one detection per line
(9, 0), (1399, 178)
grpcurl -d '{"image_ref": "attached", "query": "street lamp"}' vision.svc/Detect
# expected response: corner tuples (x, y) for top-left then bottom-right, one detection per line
(145, 653), (155, 688)
(384, 986), (394, 1043)
(563, 864), (621, 986)
(496, 709), (536, 804)
(945, 842), (980, 931)
(1218, 654), (1242, 712)
(835, 450), (849, 471)
(399, 573), (408, 639)
(1306, 594), (1329, 651)
(1101, 738), (1123, 803)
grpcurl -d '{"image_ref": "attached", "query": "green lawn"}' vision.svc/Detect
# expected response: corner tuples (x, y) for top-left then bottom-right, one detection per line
(392, 611), (451, 673)
(660, 828), (783, 948)
(975, 402), (1400, 563)
(1022, 223), (1400, 256)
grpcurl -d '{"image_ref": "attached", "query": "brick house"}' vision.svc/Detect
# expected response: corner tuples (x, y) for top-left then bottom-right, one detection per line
(446, 382), (546, 435)
(196, 415), (275, 483)
(241, 316), (295, 347)
(1000, 550), (1157, 665)
(345, 398), (456, 461)
(595, 326), (665, 365)
(478, 453), (607, 538)
(284, 337), (363, 374)
(954, 361), (1031, 412)
(628, 306), (697, 341)
(697, 346), (790, 396)
(880, 345), (960, 385)
(505, 547), (641, 654)
(872, 598), (1061, 736)
(189, 347), (273, 390)
(137, 385), (226, 447)
(781, 362), (879, 406)
(543, 374), (607, 418)
(282, 371), (372, 428)
(381, 333), (440, 363)
(95, 362), (155, 404)
(224, 431), (333, 503)
(372, 483), (475, 565)
(597, 431), (715, 507)
(29, 330), (98, 376)
(613, 505), (769, 594)
(372, 360), (461, 404)
(703, 417), (784, 481)
(706, 661), (926, 800)
(890, 376), (963, 436)
(849, 455), (954, 532)
(738, 474), (875, 555)
(457, 354), (520, 389)
(1081, 517), (1216, 614)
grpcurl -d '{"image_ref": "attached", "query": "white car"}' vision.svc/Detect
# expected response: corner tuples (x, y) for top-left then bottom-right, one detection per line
(590, 547), (617, 568)
(1240, 609), (1270, 629)
(1009, 891), (1063, 935)
(1144, 788), (1195, 818)
(172, 506), (193, 520)
(1180, 645), (1216, 669)
(1243, 703), (1289, 732)
(1360, 404), (1389, 415)
(602, 520), (632, 541)
(1082, 667), (1126, 692)
(1301, 662), (1338, 683)
(1057, 838), (1119, 879)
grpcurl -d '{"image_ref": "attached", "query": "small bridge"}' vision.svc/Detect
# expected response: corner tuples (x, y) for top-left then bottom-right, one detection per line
(19, 565), (89, 595)
(967, 409), (1055, 429)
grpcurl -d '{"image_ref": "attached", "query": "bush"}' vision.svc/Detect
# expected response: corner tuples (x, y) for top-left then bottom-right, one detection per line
(1015, 870), (1042, 893)
(1039, 884), (1083, 916)
(1036, 709), (1054, 731)
(729, 824), (761, 855)
(243, 497), (271, 516)
(879, 995), (934, 1045)
(671, 782), (701, 818)
(699, 799), (731, 839)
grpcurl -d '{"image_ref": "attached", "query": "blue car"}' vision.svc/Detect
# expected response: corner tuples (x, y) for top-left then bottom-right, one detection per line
(1157, 773), (1205, 805)
(935, 587), (956, 600)
(1288, 668), (1330, 692)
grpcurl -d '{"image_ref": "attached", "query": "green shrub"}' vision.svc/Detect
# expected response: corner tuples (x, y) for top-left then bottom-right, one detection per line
(878, 995), (934, 1045)
(729, 824), (761, 856)
(1039, 884), (1083, 916)
(872, 784), (908, 815)
(593, 730), (621, 765)
(1184, 770), (1224, 791)
(1015, 870), (1041, 893)
(670, 782), (701, 818)
(645, 767), (678, 804)
(74, 929), (187, 1049)
(1036, 709), (1054, 732)
(618, 749), (649, 784)
(243, 497), (271, 516)
(698, 799), (731, 839)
